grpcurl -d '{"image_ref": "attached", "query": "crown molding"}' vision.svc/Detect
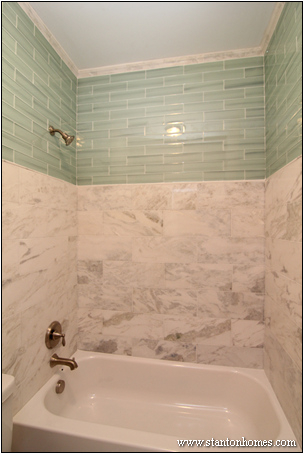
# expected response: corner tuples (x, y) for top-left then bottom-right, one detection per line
(260, 2), (285, 54)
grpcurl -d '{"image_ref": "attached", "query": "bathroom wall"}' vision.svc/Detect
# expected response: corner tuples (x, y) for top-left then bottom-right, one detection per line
(77, 57), (265, 185)
(2, 160), (78, 414)
(77, 179), (265, 367)
(2, 2), (77, 184)
(264, 2), (302, 446)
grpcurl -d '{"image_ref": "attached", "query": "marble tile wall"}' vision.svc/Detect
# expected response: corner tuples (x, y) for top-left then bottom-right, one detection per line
(264, 155), (302, 446)
(77, 179), (265, 368)
(2, 160), (78, 414)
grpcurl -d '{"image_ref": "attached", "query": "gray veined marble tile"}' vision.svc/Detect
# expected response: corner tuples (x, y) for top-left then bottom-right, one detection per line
(132, 288), (197, 315)
(232, 263), (265, 294)
(231, 320), (264, 347)
(103, 261), (166, 288)
(101, 311), (164, 340)
(172, 183), (197, 210)
(77, 260), (103, 285)
(78, 283), (132, 311)
(78, 235), (132, 261)
(104, 210), (163, 236)
(133, 236), (198, 263)
(78, 184), (133, 210)
(132, 338), (196, 362)
(131, 183), (173, 210)
(196, 345), (263, 368)
(79, 336), (132, 356)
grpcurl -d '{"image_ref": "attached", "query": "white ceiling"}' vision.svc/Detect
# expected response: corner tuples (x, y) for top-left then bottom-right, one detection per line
(28, 2), (276, 71)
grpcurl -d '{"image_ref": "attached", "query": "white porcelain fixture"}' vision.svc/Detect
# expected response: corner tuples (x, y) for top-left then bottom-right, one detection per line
(13, 350), (298, 452)
(2, 374), (15, 452)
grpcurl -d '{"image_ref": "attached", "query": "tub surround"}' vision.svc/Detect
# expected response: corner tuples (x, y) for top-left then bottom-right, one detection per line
(2, 160), (78, 414)
(77, 179), (265, 367)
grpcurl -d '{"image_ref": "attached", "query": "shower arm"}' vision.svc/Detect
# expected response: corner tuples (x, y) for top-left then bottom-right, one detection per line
(48, 125), (74, 146)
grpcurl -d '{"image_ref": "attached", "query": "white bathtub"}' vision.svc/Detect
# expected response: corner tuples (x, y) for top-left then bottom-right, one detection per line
(13, 350), (299, 452)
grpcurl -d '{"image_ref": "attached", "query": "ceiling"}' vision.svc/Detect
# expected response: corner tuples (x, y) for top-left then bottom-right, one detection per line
(28, 2), (276, 71)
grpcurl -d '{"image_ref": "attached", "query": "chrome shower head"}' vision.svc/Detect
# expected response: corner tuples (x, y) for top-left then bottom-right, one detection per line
(49, 126), (74, 146)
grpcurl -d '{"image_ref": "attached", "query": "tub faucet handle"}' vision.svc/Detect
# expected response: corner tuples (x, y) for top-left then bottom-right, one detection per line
(45, 321), (66, 348)
(52, 331), (66, 346)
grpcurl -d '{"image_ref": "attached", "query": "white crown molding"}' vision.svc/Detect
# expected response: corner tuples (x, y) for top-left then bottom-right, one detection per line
(19, 1), (284, 80)
(18, 2), (78, 78)
(260, 2), (285, 55)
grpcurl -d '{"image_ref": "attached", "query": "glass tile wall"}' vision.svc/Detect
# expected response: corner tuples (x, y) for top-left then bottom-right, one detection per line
(77, 57), (265, 185)
(2, 2), (77, 184)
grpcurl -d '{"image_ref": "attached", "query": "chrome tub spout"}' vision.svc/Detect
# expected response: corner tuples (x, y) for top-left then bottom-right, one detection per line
(50, 354), (78, 370)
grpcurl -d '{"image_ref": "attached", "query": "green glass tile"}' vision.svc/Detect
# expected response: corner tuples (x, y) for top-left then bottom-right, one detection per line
(2, 29), (16, 52)
(93, 175), (127, 184)
(93, 82), (127, 94)
(33, 147), (60, 168)
(224, 138), (264, 151)
(33, 98), (60, 127)
(164, 152), (203, 164)
(48, 165), (74, 183)
(111, 71), (145, 83)
(246, 108), (265, 118)
(128, 116), (164, 128)
(245, 170), (265, 180)
(184, 101), (223, 113)
(2, 43), (33, 82)
(16, 5), (35, 33)
(77, 177), (93, 185)
(184, 80), (223, 93)
(166, 112), (204, 124)
(225, 118), (264, 130)
(110, 108), (145, 119)
(3, 101), (32, 130)
(77, 158), (92, 167)
(245, 150), (265, 160)
(110, 127), (144, 138)
(128, 78), (163, 90)
(128, 154), (163, 165)
(78, 111), (109, 123)
(2, 58), (15, 79)
(164, 171), (202, 182)
(146, 85), (183, 98)
(110, 146), (145, 157)
(14, 151), (47, 174)
(2, 15), (33, 57)
(165, 73), (202, 86)
(146, 66), (183, 78)
(2, 3), (17, 25)
(146, 105), (183, 116)
(146, 144), (183, 155)
(225, 76), (264, 90)
(111, 89), (145, 101)
(78, 85), (93, 96)
(2, 117), (14, 135)
(184, 142), (223, 153)
(245, 128), (265, 139)
(245, 67), (264, 78)
(127, 137), (163, 147)
(93, 156), (126, 166)
(204, 68), (244, 82)
(110, 164), (144, 175)
(2, 87), (14, 106)
(225, 96), (264, 110)
(146, 163), (183, 174)
(78, 75), (110, 86)
(225, 57), (264, 70)
(78, 166), (109, 177)
(77, 148), (108, 160)
(15, 97), (46, 129)
(184, 161), (223, 172)
(165, 93), (203, 105)
(204, 88), (244, 101)
(269, 154), (287, 175)
(205, 109), (245, 121)
(204, 170), (245, 181)
(127, 173), (164, 184)
(80, 130), (109, 141)
(184, 61), (224, 74)
(225, 158), (265, 171)
(245, 87), (265, 98)
(93, 137), (127, 148)
(94, 119), (127, 131)
(93, 100), (127, 111)
(128, 97), (164, 109)
(203, 150), (244, 162)
(287, 140), (302, 163)
(2, 145), (14, 162)
(77, 104), (93, 114)
(16, 70), (47, 105)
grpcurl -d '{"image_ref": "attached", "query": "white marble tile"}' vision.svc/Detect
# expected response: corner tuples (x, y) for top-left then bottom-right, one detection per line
(163, 209), (231, 236)
(78, 211), (103, 235)
(2, 161), (19, 203)
(104, 210), (163, 236)
(133, 236), (197, 263)
(133, 288), (197, 315)
(131, 184), (172, 210)
(103, 261), (166, 288)
(77, 260), (103, 285)
(196, 345), (263, 368)
(78, 185), (133, 210)
(198, 237), (264, 265)
(132, 339), (196, 362)
(78, 284), (132, 311)
(79, 335), (133, 356)
(172, 183), (197, 210)
(78, 235), (132, 261)
(231, 207), (264, 237)
(165, 263), (233, 291)
(101, 311), (164, 340)
(232, 263), (265, 293)
(266, 237), (302, 284)
(2, 239), (19, 280)
(231, 320), (264, 347)
(2, 314), (22, 372)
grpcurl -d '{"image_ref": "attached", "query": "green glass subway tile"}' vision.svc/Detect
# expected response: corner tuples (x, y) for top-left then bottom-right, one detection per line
(16, 70), (47, 105)
(164, 171), (203, 182)
(164, 151), (203, 164)
(15, 5), (35, 33)
(111, 71), (146, 83)
(48, 55), (72, 85)
(146, 85), (183, 98)
(3, 100), (32, 130)
(245, 128), (265, 139)
(165, 112), (204, 124)
(110, 164), (145, 175)
(184, 161), (223, 172)
(78, 75), (110, 86)
(164, 73), (202, 86)
(76, 177), (93, 185)
(204, 149), (244, 162)
(269, 154), (287, 176)
(78, 111), (110, 123)
(2, 29), (16, 52)
(31, 124), (48, 151)
(14, 97), (45, 129)
(111, 89), (146, 101)
(245, 67), (264, 78)
(34, 28), (61, 66)
(165, 93), (203, 105)
(93, 100), (128, 112)
(225, 158), (265, 171)
(146, 104), (183, 116)
(2, 2), (17, 25)
(204, 68), (244, 82)
(110, 127), (144, 138)
(225, 96), (264, 110)
(128, 77), (163, 90)
(245, 87), (265, 98)
(93, 175), (127, 185)
(2, 146), (14, 162)
(146, 144), (183, 155)
(204, 170), (245, 181)
(146, 66), (183, 79)
(50, 80), (73, 107)
(61, 158), (76, 176)
(60, 100), (76, 123)
(80, 130), (109, 141)
(2, 57), (15, 79)
(245, 170), (265, 180)
(204, 88), (244, 101)
(224, 138), (264, 151)
(110, 146), (145, 157)
(78, 85), (93, 96)
(184, 142), (223, 153)
(184, 100), (223, 113)
(33, 98), (60, 127)
(77, 148), (109, 160)
(184, 80), (223, 93)
(128, 116), (164, 128)
(127, 137), (164, 147)
(93, 81), (127, 94)
(94, 119), (128, 131)
(14, 150), (47, 174)
(245, 150), (265, 160)
(225, 76), (264, 90)
(201, 120), (224, 132)
(128, 154), (163, 165)
(225, 57), (264, 70)
(2, 15), (34, 58)
(205, 109), (245, 121)
(204, 129), (244, 141)
(287, 140), (302, 163)
(2, 42), (33, 82)
(32, 147), (60, 168)
(146, 163), (183, 174)
(77, 157), (93, 167)
(2, 117), (14, 135)
(129, 97), (164, 109)
(110, 108), (145, 119)
(224, 118), (264, 130)
(94, 156), (127, 166)
(93, 137), (127, 148)
(77, 166), (109, 177)
(145, 124), (169, 135)
(2, 86), (14, 106)
(127, 173), (164, 184)
(77, 103), (93, 114)
(184, 61), (224, 74)
(245, 108), (265, 118)
(48, 164), (74, 183)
